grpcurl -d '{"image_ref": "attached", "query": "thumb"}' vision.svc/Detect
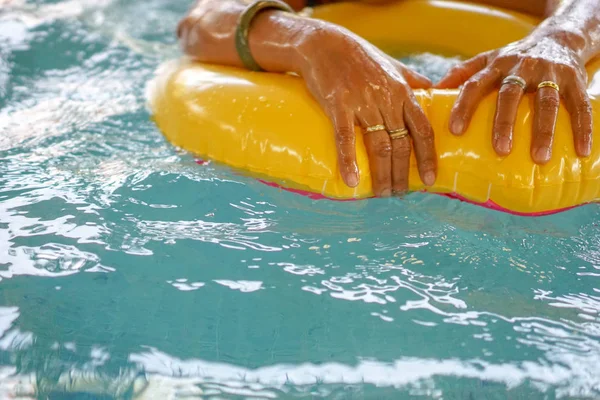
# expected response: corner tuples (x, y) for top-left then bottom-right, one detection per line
(436, 52), (490, 89)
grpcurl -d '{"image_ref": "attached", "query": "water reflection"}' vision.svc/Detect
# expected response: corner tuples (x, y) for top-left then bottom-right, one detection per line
(1, 0), (600, 398)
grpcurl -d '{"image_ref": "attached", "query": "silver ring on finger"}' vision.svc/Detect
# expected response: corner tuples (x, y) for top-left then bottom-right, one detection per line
(388, 128), (410, 140)
(501, 75), (527, 90)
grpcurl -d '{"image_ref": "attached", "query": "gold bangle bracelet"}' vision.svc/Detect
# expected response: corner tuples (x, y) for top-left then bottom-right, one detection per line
(235, 0), (295, 72)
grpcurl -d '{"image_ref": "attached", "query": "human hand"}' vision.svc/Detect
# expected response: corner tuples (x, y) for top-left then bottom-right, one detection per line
(297, 23), (437, 196)
(437, 33), (592, 164)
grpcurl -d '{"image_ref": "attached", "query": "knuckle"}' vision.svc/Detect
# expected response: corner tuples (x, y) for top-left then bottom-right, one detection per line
(539, 95), (560, 112)
(335, 127), (355, 144)
(392, 139), (411, 159)
(451, 109), (470, 125)
(488, 59), (503, 72)
(560, 64), (578, 76)
(394, 175), (408, 185)
(375, 174), (390, 186)
(324, 96), (338, 109)
(451, 65), (470, 81)
(582, 132), (593, 145)
(329, 30), (356, 50)
(373, 140), (392, 158)
(418, 158), (436, 174)
(494, 121), (513, 135)
(391, 82), (409, 97)
(327, 93), (348, 109)
(393, 180), (408, 192)
(339, 154), (355, 167)
(450, 101), (467, 116)
(413, 126), (435, 144)
(574, 100), (593, 116)
(537, 128), (554, 141)
(574, 117), (593, 140)
(580, 128), (593, 142)
(463, 79), (479, 92)
(378, 89), (394, 106)
(448, 64), (464, 75)
(520, 57), (538, 70)
(491, 55), (506, 66)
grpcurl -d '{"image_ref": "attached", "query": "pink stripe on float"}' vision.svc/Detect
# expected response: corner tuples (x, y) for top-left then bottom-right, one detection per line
(257, 179), (581, 216)
(192, 159), (581, 216)
(438, 192), (579, 217)
(257, 179), (354, 201)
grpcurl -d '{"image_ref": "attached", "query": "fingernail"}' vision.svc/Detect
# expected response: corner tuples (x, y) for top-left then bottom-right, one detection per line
(423, 171), (435, 186)
(381, 189), (392, 198)
(535, 147), (551, 163)
(451, 119), (464, 135)
(346, 173), (359, 188)
(494, 136), (511, 155)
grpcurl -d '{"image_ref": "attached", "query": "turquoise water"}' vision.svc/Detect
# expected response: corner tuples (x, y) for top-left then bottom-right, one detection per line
(1, 1), (600, 398)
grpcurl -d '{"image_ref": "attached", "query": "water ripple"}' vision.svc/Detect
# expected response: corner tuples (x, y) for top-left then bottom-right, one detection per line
(1, 0), (600, 398)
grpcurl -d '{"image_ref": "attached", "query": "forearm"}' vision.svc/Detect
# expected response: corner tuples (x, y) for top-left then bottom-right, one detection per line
(177, 0), (403, 74)
(178, 0), (319, 73)
(534, 0), (600, 63)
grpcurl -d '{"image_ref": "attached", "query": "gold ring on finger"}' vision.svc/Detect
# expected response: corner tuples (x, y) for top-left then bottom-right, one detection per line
(388, 128), (409, 140)
(501, 75), (527, 90)
(537, 81), (560, 92)
(365, 124), (387, 133)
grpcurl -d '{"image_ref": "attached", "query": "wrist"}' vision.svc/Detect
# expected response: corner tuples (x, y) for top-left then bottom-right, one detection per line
(531, 24), (589, 59)
(289, 18), (339, 75)
(248, 10), (317, 74)
(294, 20), (357, 74)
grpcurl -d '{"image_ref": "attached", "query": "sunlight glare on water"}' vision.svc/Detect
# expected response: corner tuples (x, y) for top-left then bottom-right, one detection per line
(0, 0), (600, 399)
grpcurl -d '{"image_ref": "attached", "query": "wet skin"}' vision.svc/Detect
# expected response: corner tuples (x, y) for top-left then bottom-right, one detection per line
(178, 0), (600, 197)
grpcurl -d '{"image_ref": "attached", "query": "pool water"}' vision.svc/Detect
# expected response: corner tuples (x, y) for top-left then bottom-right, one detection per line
(1, 1), (600, 398)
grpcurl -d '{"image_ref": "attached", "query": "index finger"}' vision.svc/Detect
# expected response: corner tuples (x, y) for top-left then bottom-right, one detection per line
(331, 109), (359, 187)
(449, 68), (502, 135)
(436, 53), (489, 89)
(404, 98), (437, 186)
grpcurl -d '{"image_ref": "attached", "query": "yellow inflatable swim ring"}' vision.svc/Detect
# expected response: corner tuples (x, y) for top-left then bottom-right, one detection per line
(149, 0), (600, 215)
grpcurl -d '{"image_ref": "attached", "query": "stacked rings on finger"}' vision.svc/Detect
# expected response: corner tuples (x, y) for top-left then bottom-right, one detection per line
(365, 124), (387, 133)
(501, 75), (527, 90)
(388, 128), (409, 140)
(538, 81), (560, 92)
